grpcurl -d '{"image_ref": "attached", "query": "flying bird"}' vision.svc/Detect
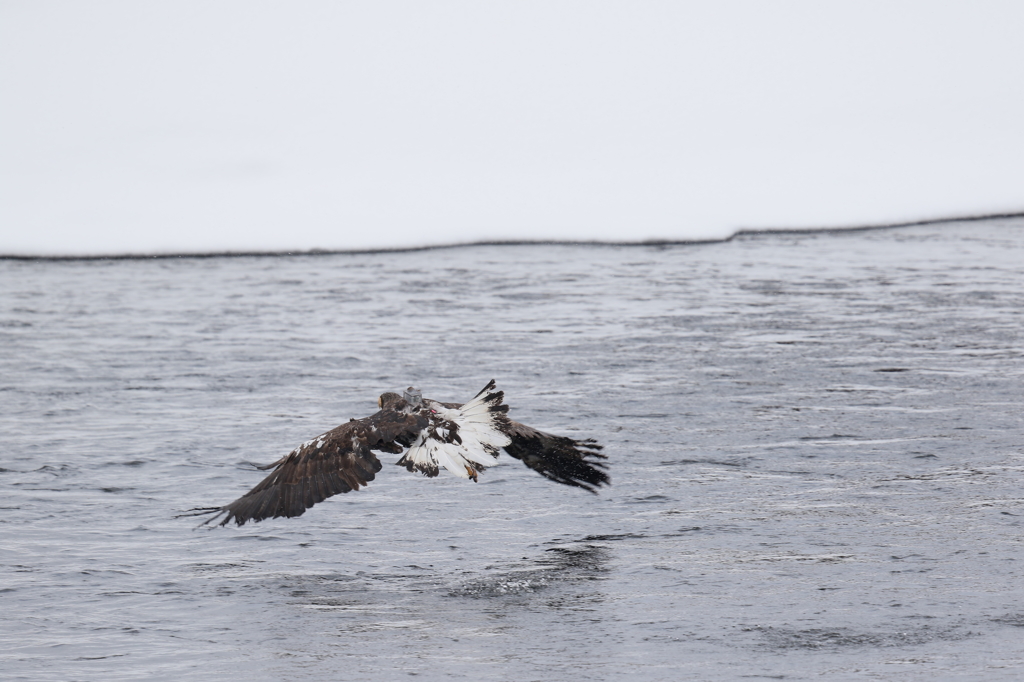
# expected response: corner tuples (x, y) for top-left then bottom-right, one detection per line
(183, 380), (607, 526)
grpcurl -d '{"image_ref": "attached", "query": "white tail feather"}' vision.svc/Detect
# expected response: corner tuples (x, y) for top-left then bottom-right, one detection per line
(462, 443), (500, 468)
(400, 382), (512, 479)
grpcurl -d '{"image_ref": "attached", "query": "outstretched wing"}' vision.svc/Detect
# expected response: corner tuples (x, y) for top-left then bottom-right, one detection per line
(503, 420), (609, 492)
(186, 408), (426, 526)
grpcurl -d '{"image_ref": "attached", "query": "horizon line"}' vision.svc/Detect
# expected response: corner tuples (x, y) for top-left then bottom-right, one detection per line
(3, 210), (1023, 262)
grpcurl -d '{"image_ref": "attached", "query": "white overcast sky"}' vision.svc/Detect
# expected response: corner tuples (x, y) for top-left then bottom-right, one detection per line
(2, 1), (1023, 255)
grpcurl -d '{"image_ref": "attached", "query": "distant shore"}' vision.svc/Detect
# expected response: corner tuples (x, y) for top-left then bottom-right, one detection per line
(3, 210), (1023, 261)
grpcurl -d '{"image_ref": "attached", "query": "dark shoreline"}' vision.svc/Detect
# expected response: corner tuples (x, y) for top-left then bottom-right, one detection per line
(3, 209), (1022, 262)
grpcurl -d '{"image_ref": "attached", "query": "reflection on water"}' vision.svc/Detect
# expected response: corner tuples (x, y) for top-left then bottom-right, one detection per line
(2, 220), (1024, 680)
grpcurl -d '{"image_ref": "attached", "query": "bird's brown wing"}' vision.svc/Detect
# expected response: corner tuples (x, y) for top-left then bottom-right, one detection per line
(502, 420), (609, 492)
(188, 408), (427, 526)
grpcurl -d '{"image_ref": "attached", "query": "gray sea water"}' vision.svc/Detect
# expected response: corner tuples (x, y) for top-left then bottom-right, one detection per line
(2, 220), (1024, 680)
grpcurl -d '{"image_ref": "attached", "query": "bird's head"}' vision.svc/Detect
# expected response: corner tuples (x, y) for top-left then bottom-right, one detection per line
(377, 392), (403, 410)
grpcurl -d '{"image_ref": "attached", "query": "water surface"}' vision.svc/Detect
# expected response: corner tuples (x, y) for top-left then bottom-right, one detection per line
(2, 221), (1024, 680)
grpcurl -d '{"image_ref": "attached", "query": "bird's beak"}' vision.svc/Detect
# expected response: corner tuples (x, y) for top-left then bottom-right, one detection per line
(377, 395), (382, 408)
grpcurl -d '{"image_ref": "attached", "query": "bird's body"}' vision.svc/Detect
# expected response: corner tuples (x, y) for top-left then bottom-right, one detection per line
(184, 381), (607, 526)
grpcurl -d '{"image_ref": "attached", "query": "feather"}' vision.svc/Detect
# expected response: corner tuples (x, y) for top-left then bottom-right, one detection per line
(502, 421), (609, 492)
(433, 441), (469, 478)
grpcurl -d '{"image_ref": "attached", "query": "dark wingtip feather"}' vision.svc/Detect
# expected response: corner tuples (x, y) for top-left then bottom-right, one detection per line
(503, 424), (610, 493)
(474, 379), (497, 399)
(175, 506), (230, 528)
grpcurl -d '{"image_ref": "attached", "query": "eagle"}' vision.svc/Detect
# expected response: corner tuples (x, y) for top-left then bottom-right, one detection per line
(183, 380), (608, 526)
